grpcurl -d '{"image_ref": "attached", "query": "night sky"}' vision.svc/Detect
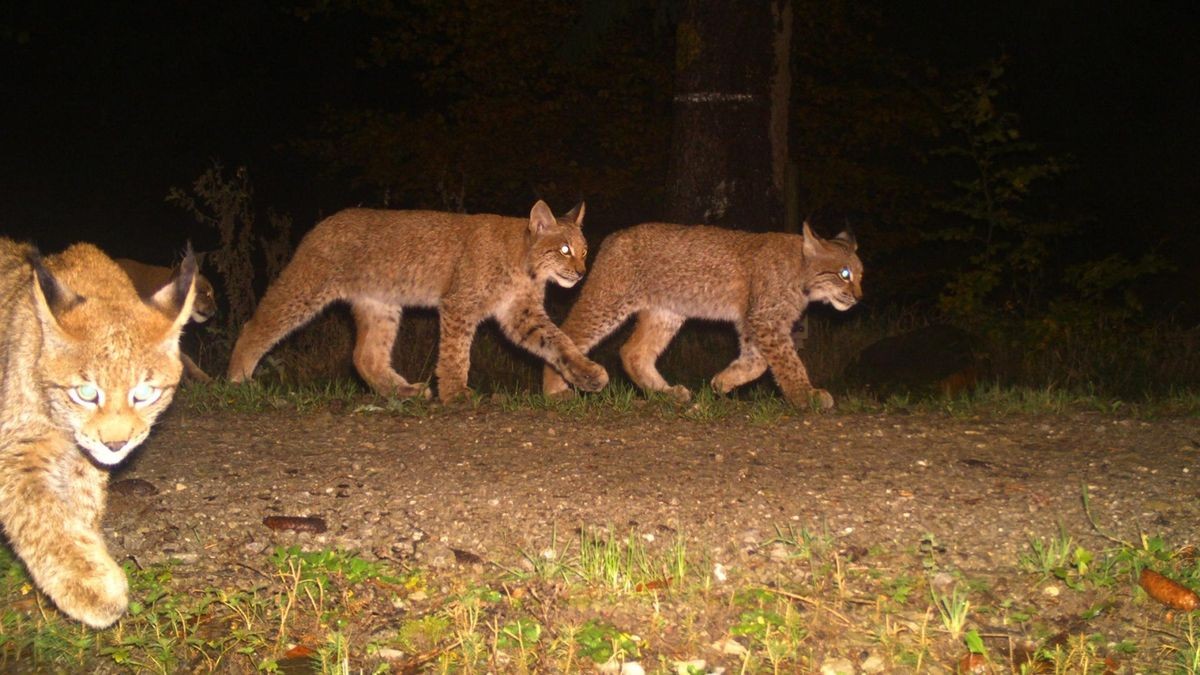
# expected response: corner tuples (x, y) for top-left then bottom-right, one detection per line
(3, 1), (1197, 300)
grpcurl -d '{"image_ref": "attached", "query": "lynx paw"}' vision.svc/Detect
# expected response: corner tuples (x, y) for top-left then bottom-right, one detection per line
(55, 559), (129, 629)
(542, 367), (572, 398)
(710, 374), (737, 396)
(809, 388), (835, 410)
(564, 359), (609, 393)
(410, 382), (434, 400)
(662, 384), (693, 404)
(437, 384), (476, 405)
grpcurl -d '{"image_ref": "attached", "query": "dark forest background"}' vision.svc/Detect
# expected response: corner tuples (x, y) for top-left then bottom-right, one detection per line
(2, 0), (1197, 395)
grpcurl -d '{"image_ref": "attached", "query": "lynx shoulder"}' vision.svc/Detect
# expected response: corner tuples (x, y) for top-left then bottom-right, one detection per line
(227, 200), (607, 402)
(543, 222), (863, 408)
(0, 237), (196, 627)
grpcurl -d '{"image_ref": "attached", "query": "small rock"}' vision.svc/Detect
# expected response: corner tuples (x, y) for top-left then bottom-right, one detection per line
(712, 563), (728, 583)
(710, 638), (746, 656)
(930, 571), (957, 595)
(819, 657), (855, 675)
(767, 543), (791, 562)
(451, 548), (484, 565)
(596, 661), (644, 675)
(110, 478), (159, 497)
(375, 647), (404, 660)
(673, 660), (710, 675)
(860, 654), (885, 673)
(422, 543), (456, 569)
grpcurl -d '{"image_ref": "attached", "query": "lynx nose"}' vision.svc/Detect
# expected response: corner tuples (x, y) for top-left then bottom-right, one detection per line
(103, 440), (128, 453)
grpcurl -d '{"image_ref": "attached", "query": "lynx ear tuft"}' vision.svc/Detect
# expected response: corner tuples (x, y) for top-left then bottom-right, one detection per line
(28, 250), (85, 330)
(528, 200), (557, 235)
(563, 202), (586, 229)
(149, 242), (198, 333)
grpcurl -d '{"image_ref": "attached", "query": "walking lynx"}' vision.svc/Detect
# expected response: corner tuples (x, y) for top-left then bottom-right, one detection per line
(0, 238), (196, 627)
(543, 222), (862, 408)
(227, 200), (608, 402)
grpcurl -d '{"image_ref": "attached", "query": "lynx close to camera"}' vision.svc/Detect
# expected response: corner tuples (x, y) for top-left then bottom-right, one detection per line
(543, 222), (862, 408)
(0, 238), (196, 628)
(227, 200), (608, 402)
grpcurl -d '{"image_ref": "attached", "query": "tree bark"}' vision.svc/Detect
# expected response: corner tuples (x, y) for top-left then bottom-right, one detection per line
(665, 0), (791, 230)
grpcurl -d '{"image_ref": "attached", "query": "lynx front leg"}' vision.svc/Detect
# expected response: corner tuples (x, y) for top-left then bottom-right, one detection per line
(542, 297), (633, 398)
(501, 302), (607, 393)
(748, 315), (834, 409)
(350, 299), (429, 399)
(434, 306), (479, 404)
(0, 439), (127, 628)
(621, 310), (690, 402)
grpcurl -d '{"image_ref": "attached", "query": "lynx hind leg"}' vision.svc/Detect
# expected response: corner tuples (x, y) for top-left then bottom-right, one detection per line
(620, 310), (690, 402)
(711, 333), (768, 395)
(350, 299), (429, 399)
(227, 262), (340, 382)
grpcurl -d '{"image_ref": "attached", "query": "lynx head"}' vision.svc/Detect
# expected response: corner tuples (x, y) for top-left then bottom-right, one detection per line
(526, 200), (588, 288)
(30, 243), (197, 466)
(186, 270), (217, 323)
(801, 222), (863, 311)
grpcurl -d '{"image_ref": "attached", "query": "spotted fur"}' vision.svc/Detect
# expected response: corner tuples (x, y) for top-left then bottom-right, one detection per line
(227, 200), (606, 402)
(543, 222), (863, 408)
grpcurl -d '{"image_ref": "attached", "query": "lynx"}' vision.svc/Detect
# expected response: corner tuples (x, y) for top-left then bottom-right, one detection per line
(114, 257), (217, 382)
(0, 238), (196, 627)
(543, 222), (862, 408)
(227, 200), (608, 402)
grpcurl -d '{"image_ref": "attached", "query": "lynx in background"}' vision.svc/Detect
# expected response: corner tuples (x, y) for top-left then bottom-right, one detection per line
(114, 257), (217, 382)
(227, 200), (608, 402)
(0, 238), (196, 627)
(543, 222), (862, 408)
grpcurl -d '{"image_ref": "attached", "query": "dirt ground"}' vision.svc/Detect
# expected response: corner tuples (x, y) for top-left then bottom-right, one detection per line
(102, 402), (1200, 672)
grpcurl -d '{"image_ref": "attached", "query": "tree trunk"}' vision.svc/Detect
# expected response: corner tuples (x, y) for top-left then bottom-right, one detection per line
(665, 0), (791, 230)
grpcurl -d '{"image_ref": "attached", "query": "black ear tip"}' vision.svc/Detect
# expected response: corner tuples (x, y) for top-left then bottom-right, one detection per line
(170, 242), (198, 298)
(28, 248), (83, 314)
(179, 242), (197, 272)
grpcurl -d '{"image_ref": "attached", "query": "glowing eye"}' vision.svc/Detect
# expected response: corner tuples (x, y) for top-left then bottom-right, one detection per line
(68, 383), (102, 407)
(559, 244), (571, 256)
(839, 267), (852, 281)
(129, 382), (162, 407)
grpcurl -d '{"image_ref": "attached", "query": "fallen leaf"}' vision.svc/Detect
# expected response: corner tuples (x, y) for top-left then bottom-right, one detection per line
(1139, 568), (1200, 611)
(262, 515), (327, 534)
